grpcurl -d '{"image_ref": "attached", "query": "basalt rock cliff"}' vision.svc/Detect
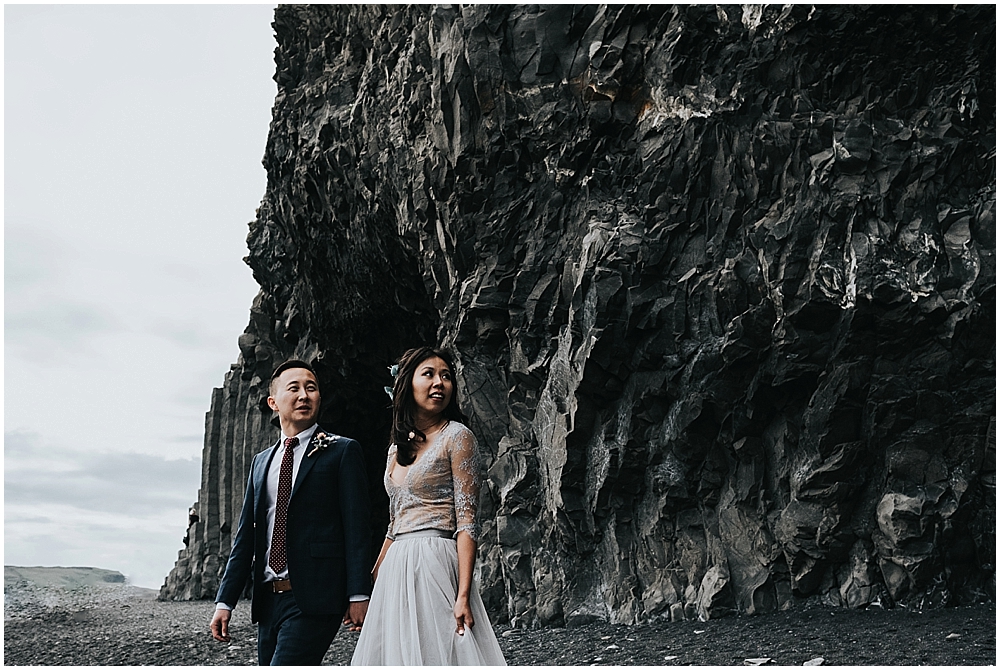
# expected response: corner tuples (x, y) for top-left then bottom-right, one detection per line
(162, 5), (996, 626)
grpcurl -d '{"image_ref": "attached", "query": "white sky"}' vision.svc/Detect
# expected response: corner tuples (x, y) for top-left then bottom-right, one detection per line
(5, 4), (279, 588)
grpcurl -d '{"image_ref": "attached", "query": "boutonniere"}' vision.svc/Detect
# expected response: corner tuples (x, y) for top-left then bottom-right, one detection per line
(307, 431), (338, 458)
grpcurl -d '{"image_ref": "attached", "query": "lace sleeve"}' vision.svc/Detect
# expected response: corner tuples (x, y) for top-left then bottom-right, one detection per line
(385, 444), (397, 541)
(450, 425), (482, 542)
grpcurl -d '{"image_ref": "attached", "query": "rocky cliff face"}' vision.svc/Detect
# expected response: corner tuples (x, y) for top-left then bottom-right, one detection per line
(162, 5), (995, 626)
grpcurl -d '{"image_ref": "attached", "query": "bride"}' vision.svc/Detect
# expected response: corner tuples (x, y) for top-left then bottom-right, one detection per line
(351, 346), (506, 666)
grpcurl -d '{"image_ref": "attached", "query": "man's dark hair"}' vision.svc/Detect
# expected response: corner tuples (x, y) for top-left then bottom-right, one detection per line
(268, 359), (318, 395)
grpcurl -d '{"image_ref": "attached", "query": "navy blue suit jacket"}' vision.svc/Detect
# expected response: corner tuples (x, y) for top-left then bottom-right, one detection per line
(215, 430), (371, 623)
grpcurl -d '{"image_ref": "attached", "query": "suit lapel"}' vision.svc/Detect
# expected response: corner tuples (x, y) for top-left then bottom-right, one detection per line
(253, 441), (280, 519)
(291, 440), (319, 500)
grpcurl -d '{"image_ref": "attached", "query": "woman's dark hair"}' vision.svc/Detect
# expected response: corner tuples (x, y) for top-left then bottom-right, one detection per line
(391, 346), (467, 466)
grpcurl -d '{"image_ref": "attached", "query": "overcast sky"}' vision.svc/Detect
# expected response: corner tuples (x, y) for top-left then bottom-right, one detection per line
(5, 4), (279, 588)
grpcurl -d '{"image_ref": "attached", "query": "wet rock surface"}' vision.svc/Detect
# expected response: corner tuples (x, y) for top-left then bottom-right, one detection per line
(4, 583), (995, 665)
(163, 5), (995, 627)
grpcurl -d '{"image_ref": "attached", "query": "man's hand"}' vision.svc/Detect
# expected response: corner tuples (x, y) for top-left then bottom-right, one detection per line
(211, 608), (232, 642)
(342, 600), (369, 632)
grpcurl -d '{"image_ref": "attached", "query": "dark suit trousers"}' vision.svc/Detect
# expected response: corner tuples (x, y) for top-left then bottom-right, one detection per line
(257, 591), (340, 666)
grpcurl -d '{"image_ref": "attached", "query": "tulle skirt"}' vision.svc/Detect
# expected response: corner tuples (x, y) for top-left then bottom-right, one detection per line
(351, 529), (506, 666)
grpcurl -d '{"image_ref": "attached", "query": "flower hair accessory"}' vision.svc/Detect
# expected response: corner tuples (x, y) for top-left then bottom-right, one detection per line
(307, 431), (337, 458)
(384, 364), (399, 401)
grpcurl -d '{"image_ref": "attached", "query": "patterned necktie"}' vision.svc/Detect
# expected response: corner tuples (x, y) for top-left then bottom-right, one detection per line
(269, 436), (298, 574)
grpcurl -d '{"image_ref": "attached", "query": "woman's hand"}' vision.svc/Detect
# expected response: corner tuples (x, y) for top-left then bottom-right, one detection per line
(454, 594), (475, 635)
(454, 531), (477, 635)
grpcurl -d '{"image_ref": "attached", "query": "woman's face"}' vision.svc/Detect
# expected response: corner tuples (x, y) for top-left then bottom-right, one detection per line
(410, 356), (454, 419)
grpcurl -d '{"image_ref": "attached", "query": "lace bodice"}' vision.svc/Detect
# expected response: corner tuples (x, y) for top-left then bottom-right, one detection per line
(384, 421), (482, 542)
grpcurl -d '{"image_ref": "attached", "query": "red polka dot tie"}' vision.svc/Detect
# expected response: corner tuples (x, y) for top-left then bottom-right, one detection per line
(268, 436), (298, 574)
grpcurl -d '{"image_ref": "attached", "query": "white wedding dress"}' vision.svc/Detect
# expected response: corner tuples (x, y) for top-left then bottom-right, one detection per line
(351, 422), (506, 666)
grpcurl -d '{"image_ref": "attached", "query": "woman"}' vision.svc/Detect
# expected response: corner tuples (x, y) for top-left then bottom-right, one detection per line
(351, 346), (506, 666)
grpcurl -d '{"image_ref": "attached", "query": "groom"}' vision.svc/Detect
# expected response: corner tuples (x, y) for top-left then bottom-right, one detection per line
(210, 359), (371, 665)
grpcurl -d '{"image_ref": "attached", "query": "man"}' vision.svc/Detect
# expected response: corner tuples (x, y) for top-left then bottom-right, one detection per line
(210, 359), (371, 665)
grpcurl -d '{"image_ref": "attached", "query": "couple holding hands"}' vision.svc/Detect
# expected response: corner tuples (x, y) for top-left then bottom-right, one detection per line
(210, 347), (506, 666)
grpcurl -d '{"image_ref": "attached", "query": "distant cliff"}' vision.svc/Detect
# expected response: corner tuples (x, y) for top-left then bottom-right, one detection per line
(162, 5), (995, 625)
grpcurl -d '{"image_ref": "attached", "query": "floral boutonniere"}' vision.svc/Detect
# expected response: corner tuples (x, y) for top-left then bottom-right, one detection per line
(307, 431), (338, 458)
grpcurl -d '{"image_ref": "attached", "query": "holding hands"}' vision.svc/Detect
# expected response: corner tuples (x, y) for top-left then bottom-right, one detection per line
(343, 600), (369, 632)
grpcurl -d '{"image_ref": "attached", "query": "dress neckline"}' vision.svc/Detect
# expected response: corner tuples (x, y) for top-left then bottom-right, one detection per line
(388, 421), (450, 487)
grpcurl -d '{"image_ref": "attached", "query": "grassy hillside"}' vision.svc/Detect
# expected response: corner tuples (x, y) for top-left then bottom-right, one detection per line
(5, 566), (128, 590)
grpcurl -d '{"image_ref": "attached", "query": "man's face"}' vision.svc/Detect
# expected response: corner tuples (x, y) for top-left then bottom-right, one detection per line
(267, 367), (320, 432)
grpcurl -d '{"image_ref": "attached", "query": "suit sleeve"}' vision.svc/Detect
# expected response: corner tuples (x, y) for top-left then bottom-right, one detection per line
(339, 439), (372, 597)
(215, 455), (257, 608)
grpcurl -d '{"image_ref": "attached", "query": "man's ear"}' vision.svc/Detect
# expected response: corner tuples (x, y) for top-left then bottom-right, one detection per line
(267, 396), (278, 412)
